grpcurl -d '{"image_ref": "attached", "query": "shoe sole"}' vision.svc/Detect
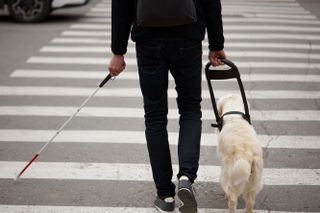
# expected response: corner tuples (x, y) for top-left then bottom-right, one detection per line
(155, 205), (174, 213)
(177, 188), (197, 213)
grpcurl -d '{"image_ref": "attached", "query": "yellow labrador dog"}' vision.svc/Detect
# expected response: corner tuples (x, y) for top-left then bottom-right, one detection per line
(216, 94), (263, 213)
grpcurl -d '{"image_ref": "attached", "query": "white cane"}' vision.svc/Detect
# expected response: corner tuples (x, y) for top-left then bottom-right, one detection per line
(14, 74), (113, 181)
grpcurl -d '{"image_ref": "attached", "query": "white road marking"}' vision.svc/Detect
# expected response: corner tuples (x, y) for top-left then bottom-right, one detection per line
(10, 70), (320, 83)
(60, 31), (320, 40)
(91, 8), (111, 12)
(69, 24), (320, 32)
(88, 8), (311, 15)
(222, 9), (310, 15)
(222, 2), (302, 7)
(225, 25), (320, 32)
(49, 40), (320, 50)
(79, 17), (320, 25)
(52, 38), (110, 43)
(70, 24), (111, 30)
(84, 12), (317, 19)
(241, 13), (317, 19)
(0, 106), (318, 121)
(26, 56), (320, 69)
(62, 31), (110, 36)
(0, 130), (319, 149)
(95, 2), (301, 7)
(1, 161), (319, 185)
(0, 86), (319, 99)
(39, 46), (320, 59)
(223, 17), (320, 25)
(225, 33), (320, 40)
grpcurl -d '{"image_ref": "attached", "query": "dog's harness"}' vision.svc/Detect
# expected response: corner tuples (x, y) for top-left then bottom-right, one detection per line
(211, 111), (251, 129)
(205, 59), (252, 131)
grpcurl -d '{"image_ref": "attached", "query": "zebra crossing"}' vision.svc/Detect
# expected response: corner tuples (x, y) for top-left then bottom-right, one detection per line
(0, 0), (319, 212)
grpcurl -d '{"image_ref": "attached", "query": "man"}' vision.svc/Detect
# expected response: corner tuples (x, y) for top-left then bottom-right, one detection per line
(109, 0), (226, 212)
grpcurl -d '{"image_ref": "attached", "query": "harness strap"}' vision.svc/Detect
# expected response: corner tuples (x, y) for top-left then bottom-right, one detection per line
(211, 111), (251, 130)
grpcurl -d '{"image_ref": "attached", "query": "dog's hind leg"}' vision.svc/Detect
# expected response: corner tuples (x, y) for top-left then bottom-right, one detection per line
(226, 190), (238, 213)
(244, 191), (255, 213)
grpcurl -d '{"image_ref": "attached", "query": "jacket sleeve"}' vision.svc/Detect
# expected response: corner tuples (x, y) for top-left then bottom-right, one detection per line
(111, 0), (134, 55)
(202, 0), (224, 51)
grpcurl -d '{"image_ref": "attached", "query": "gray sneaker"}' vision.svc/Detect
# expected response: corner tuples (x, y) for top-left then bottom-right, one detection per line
(177, 176), (197, 213)
(154, 196), (175, 212)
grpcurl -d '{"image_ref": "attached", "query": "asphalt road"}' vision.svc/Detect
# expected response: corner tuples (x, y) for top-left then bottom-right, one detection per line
(0, 0), (320, 212)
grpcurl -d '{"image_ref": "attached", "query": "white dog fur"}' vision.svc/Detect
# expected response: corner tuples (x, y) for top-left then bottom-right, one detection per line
(216, 94), (263, 213)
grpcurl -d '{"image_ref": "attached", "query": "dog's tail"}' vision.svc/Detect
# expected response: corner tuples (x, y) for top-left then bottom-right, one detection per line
(230, 159), (251, 186)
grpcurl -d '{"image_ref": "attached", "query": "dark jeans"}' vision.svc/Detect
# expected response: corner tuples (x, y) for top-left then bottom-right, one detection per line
(136, 38), (202, 198)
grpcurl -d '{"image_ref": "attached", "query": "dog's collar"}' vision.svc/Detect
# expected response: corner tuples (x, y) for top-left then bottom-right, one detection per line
(211, 111), (251, 130)
(222, 111), (246, 119)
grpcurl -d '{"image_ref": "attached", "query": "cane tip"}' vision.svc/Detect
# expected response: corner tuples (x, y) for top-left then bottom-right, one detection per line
(13, 175), (20, 182)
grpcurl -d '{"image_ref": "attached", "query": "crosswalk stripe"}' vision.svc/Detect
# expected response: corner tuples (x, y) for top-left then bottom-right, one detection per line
(0, 205), (312, 213)
(79, 17), (320, 25)
(94, 2), (302, 7)
(226, 33), (320, 40)
(90, 6), (308, 13)
(217, 2), (302, 6)
(222, 4), (302, 8)
(0, 86), (318, 99)
(52, 38), (109, 43)
(204, 0), (298, 1)
(91, 8), (111, 12)
(223, 2), (300, 6)
(1, 161), (319, 185)
(26, 57), (320, 69)
(225, 42), (320, 49)
(223, 17), (320, 24)
(87, 9), (312, 15)
(226, 25), (320, 32)
(205, 5), (306, 9)
(222, 9), (310, 15)
(62, 31), (110, 36)
(70, 24), (111, 30)
(0, 205), (307, 213)
(50, 39), (320, 50)
(223, 0), (296, 2)
(11, 70), (320, 83)
(92, 3), (305, 9)
(39, 46), (320, 59)
(69, 24), (320, 32)
(0, 130), (319, 149)
(84, 12), (317, 20)
(223, 0), (297, 2)
(223, 51), (320, 59)
(60, 30), (320, 40)
(0, 106), (318, 121)
(241, 13), (317, 19)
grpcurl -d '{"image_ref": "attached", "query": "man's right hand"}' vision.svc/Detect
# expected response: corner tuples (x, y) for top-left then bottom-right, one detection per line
(108, 54), (126, 77)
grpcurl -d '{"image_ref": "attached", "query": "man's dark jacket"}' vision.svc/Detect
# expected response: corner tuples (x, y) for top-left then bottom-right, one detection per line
(111, 0), (224, 55)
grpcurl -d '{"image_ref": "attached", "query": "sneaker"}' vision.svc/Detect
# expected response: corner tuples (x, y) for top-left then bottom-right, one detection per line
(154, 196), (175, 212)
(177, 176), (197, 213)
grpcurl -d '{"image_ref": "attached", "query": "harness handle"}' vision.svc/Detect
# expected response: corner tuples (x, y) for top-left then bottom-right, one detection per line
(205, 59), (239, 80)
(205, 59), (251, 130)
